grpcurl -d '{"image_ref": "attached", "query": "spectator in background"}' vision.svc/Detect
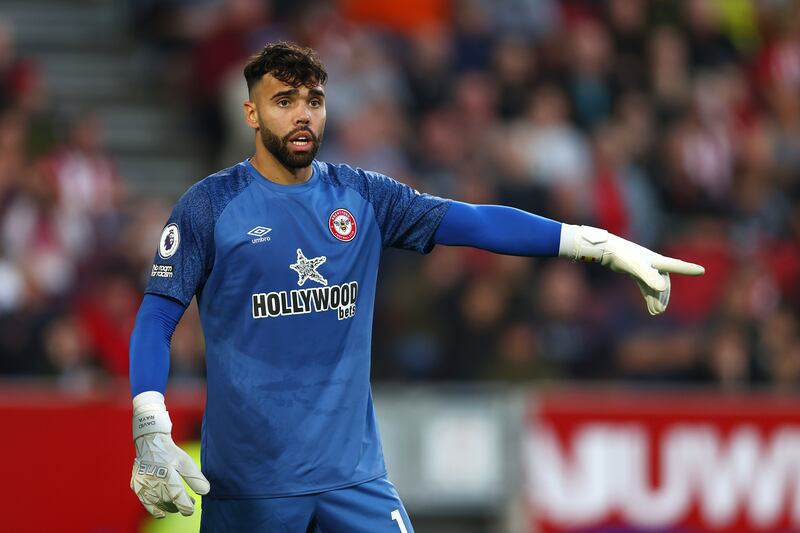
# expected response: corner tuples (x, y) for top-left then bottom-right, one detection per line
(484, 322), (561, 382)
(403, 26), (454, 116)
(500, 83), (592, 226)
(663, 73), (736, 214)
(169, 301), (206, 384)
(189, 0), (272, 167)
(321, 98), (410, 178)
(703, 321), (753, 388)
(1, 159), (83, 299)
(0, 18), (35, 112)
(589, 121), (661, 245)
(606, 0), (648, 92)
(37, 112), (123, 241)
(508, 84), (592, 189)
(566, 17), (614, 130)
(0, 109), (25, 214)
(492, 36), (539, 121)
(648, 26), (691, 123)
(441, 254), (531, 379)
(321, 30), (410, 131)
(451, 0), (495, 72)
(75, 263), (140, 378)
(683, 0), (740, 70)
(533, 260), (604, 377)
(43, 313), (103, 392)
(480, 0), (560, 39)
(758, 307), (800, 388)
(0, 18), (54, 156)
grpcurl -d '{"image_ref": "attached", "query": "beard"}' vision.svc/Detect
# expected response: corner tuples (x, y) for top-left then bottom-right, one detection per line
(258, 123), (322, 169)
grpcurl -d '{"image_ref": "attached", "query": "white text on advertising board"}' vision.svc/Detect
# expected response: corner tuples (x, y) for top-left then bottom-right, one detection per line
(528, 424), (800, 529)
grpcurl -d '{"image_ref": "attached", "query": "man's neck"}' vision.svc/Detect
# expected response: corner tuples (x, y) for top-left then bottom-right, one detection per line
(250, 149), (312, 186)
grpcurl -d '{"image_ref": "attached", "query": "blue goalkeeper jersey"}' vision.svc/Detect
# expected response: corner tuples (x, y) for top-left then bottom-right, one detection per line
(145, 159), (450, 498)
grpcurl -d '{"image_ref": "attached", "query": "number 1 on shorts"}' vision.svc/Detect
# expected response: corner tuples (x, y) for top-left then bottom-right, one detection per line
(391, 509), (409, 533)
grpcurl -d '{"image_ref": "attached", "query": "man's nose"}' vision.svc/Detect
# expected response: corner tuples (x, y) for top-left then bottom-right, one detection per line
(295, 107), (311, 125)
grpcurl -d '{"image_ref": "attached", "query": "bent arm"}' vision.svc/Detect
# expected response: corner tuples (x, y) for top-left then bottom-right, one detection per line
(129, 293), (186, 397)
(433, 201), (563, 256)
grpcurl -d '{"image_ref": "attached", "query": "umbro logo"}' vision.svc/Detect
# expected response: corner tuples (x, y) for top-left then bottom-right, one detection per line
(248, 226), (272, 237)
(248, 226), (272, 244)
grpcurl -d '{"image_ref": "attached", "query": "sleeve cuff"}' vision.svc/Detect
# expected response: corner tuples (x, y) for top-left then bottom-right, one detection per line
(558, 223), (578, 259)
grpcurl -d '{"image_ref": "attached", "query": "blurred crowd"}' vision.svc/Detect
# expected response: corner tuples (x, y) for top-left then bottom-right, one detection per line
(1, 0), (800, 391)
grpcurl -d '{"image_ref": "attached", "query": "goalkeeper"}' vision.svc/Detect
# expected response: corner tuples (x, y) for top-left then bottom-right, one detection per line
(129, 41), (703, 532)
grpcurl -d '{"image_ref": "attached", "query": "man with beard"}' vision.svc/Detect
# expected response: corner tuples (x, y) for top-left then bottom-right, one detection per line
(128, 42), (704, 532)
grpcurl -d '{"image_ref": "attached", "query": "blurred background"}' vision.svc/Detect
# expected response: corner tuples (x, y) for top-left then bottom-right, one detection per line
(0, 0), (799, 531)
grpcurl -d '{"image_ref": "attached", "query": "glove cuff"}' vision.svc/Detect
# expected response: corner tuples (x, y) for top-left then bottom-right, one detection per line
(132, 391), (172, 440)
(133, 391), (165, 411)
(559, 224), (608, 263)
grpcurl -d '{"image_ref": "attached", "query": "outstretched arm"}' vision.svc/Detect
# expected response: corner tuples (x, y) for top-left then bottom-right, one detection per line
(433, 201), (704, 315)
(433, 201), (563, 256)
(129, 294), (210, 518)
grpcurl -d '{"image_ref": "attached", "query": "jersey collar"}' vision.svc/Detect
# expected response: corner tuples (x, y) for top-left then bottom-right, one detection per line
(243, 159), (320, 194)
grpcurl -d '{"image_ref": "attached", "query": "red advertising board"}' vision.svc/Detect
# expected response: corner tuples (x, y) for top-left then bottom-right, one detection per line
(0, 382), (204, 533)
(526, 389), (800, 533)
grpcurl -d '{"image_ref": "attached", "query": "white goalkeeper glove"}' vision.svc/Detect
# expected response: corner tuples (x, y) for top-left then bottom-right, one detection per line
(559, 224), (705, 315)
(130, 391), (210, 518)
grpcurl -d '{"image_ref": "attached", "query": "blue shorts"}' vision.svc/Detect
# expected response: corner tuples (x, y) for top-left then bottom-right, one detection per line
(200, 476), (414, 533)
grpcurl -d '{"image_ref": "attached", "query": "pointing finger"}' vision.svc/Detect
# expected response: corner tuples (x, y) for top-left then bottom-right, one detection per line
(652, 256), (705, 276)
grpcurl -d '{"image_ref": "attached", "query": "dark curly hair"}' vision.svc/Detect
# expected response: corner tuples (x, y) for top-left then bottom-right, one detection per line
(243, 41), (328, 94)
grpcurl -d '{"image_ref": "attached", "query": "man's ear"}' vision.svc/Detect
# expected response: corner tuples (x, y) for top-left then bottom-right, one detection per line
(244, 100), (259, 130)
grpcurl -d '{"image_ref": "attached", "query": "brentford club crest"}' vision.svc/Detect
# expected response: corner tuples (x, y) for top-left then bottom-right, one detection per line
(328, 209), (357, 242)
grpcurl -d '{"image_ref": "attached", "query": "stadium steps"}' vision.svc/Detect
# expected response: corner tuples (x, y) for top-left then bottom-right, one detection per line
(0, 0), (203, 198)
(1, 1), (120, 51)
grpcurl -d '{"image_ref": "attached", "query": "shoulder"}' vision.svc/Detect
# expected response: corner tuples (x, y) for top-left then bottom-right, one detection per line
(315, 160), (396, 200)
(175, 162), (255, 221)
(316, 160), (389, 182)
(191, 162), (254, 205)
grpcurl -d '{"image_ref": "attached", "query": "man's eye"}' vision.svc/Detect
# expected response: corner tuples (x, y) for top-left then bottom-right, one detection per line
(277, 100), (290, 107)
(310, 99), (321, 108)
